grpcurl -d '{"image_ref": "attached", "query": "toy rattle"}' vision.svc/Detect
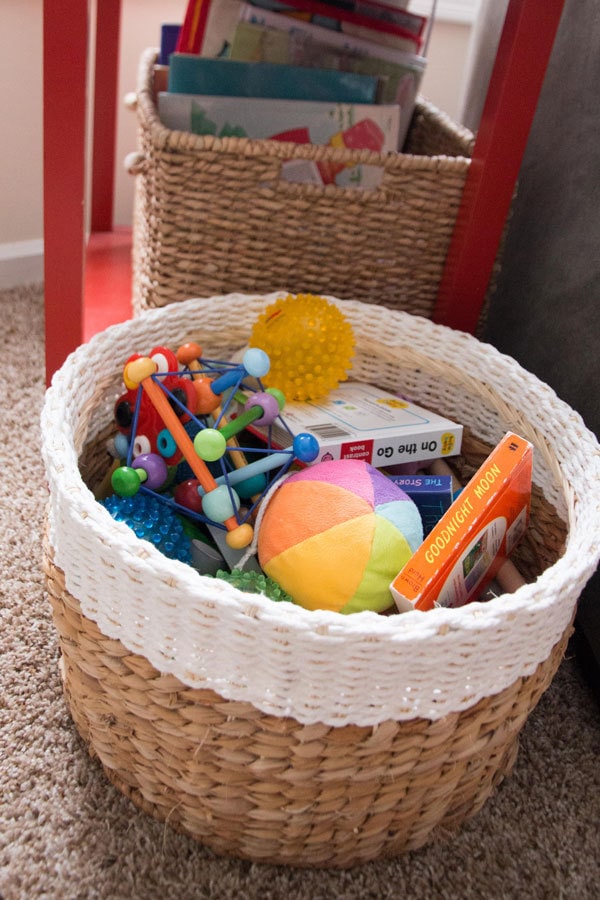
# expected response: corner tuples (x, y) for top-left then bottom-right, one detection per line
(119, 355), (253, 549)
(110, 344), (320, 553)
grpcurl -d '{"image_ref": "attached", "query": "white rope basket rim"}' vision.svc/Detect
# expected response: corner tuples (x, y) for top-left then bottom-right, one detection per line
(41, 293), (600, 727)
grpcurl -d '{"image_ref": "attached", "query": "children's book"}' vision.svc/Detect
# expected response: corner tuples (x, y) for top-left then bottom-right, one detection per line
(158, 93), (401, 187)
(237, 3), (426, 70)
(176, 0), (425, 60)
(342, 0), (426, 40)
(238, 380), (463, 467)
(246, 0), (426, 49)
(387, 474), (454, 537)
(390, 432), (533, 612)
(167, 53), (379, 104)
(229, 18), (425, 148)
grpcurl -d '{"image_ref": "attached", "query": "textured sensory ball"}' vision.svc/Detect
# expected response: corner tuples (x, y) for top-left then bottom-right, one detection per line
(213, 569), (294, 603)
(101, 493), (192, 564)
(249, 293), (355, 401)
(257, 459), (423, 614)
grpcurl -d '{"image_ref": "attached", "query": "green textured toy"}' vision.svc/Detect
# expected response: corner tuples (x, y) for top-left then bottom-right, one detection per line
(214, 569), (293, 603)
(249, 293), (355, 401)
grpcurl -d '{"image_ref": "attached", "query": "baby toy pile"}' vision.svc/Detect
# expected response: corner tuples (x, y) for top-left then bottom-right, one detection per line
(98, 294), (533, 614)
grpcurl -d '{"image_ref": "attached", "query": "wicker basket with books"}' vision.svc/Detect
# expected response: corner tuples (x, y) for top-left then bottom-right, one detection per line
(128, 48), (474, 317)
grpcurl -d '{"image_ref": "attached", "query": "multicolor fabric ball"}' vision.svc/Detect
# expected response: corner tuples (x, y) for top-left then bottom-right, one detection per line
(257, 459), (423, 614)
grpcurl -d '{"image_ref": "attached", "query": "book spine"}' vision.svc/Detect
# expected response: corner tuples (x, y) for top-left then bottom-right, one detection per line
(239, 4), (425, 65)
(353, 0), (427, 38)
(252, 0), (424, 45)
(167, 55), (379, 104)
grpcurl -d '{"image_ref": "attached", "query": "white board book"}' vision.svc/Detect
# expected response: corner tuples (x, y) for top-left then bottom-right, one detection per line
(244, 381), (463, 467)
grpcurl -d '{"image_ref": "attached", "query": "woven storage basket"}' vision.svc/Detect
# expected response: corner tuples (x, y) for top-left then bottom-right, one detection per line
(41, 293), (600, 868)
(129, 49), (474, 317)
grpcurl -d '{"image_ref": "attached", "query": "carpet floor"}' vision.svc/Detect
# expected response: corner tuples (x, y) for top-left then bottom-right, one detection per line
(1, 283), (599, 899)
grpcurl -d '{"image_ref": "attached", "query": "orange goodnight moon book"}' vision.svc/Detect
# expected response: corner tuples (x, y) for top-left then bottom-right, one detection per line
(390, 432), (533, 612)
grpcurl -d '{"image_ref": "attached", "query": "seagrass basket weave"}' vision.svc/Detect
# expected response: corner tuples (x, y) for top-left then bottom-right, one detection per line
(128, 49), (474, 316)
(41, 294), (600, 868)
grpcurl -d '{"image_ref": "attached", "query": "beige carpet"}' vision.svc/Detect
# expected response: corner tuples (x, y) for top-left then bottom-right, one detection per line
(1, 283), (599, 899)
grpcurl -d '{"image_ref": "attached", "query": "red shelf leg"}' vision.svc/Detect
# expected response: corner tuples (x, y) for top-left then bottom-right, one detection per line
(43, 0), (88, 385)
(91, 0), (122, 232)
(432, 0), (566, 334)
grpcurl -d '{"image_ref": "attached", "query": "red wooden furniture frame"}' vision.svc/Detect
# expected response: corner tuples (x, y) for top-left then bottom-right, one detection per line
(432, 0), (565, 332)
(43, 0), (89, 385)
(43, 0), (565, 385)
(43, 0), (122, 385)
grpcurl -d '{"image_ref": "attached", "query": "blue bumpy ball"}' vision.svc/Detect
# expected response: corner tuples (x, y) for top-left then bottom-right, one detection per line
(101, 492), (192, 564)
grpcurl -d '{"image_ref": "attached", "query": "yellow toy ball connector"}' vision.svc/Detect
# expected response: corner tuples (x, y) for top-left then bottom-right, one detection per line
(249, 293), (355, 401)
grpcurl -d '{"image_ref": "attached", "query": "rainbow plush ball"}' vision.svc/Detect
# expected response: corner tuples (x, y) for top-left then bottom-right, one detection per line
(257, 459), (423, 614)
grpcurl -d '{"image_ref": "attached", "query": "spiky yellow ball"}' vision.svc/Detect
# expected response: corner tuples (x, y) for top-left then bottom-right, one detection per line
(249, 293), (355, 401)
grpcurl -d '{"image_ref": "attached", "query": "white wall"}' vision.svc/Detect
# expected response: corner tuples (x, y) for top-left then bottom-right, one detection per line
(0, 1), (43, 244)
(114, 0), (186, 226)
(0, 1), (474, 280)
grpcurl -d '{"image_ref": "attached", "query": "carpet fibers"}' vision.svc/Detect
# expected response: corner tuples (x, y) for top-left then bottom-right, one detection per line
(1, 284), (599, 899)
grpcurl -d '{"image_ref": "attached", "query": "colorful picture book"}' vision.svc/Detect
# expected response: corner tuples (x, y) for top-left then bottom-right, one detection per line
(171, 0), (430, 62)
(230, 10), (425, 145)
(246, 0), (426, 50)
(390, 432), (533, 612)
(158, 92), (401, 187)
(237, 3), (426, 70)
(167, 53), (379, 104)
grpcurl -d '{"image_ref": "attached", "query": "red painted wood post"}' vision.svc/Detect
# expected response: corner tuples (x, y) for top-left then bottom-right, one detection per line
(91, 0), (122, 232)
(432, 0), (566, 334)
(43, 0), (88, 385)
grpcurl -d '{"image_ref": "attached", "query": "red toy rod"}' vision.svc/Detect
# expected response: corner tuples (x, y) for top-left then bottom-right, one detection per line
(432, 0), (566, 334)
